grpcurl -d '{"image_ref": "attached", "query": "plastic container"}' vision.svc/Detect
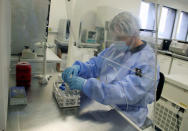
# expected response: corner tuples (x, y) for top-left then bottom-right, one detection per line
(16, 62), (31, 89)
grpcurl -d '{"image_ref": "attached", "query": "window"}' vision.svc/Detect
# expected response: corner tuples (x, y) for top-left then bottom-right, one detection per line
(139, 1), (156, 37)
(139, 3), (177, 39)
(158, 7), (176, 39)
(176, 12), (188, 41)
(139, 1), (155, 30)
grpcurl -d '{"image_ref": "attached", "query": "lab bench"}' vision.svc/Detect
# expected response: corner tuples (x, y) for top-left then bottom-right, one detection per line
(6, 75), (140, 131)
(10, 48), (62, 75)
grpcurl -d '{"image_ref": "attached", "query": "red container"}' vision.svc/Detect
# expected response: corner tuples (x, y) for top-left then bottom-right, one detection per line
(16, 62), (31, 89)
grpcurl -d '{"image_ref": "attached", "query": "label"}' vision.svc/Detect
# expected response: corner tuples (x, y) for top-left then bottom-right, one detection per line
(179, 102), (188, 109)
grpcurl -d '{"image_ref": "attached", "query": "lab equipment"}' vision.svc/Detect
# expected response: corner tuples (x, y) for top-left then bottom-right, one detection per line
(169, 41), (188, 56)
(34, 42), (45, 56)
(9, 86), (27, 105)
(53, 82), (80, 108)
(57, 19), (71, 43)
(170, 58), (188, 75)
(154, 75), (188, 131)
(155, 99), (188, 131)
(96, 27), (105, 44)
(21, 46), (37, 59)
(161, 39), (172, 51)
(77, 42), (101, 48)
(66, 76), (86, 90)
(62, 65), (80, 82)
(86, 30), (97, 43)
(78, 23), (101, 48)
(38, 42), (54, 85)
(16, 62), (31, 89)
(157, 53), (172, 75)
(140, 36), (163, 50)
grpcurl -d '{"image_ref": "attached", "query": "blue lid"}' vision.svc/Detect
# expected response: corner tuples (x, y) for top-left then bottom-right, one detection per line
(59, 85), (65, 90)
(61, 83), (65, 86)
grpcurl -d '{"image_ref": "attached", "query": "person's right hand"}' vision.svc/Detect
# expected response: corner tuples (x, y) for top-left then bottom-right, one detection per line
(62, 65), (80, 82)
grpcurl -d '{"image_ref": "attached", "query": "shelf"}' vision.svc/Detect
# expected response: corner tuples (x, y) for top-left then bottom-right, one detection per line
(55, 39), (69, 47)
(157, 49), (188, 61)
(77, 43), (101, 48)
(11, 48), (61, 63)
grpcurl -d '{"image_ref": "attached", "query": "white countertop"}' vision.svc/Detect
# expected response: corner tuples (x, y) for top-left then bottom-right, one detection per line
(7, 75), (140, 131)
(165, 74), (188, 91)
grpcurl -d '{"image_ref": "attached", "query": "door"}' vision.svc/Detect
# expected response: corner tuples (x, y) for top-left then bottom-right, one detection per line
(0, 0), (11, 130)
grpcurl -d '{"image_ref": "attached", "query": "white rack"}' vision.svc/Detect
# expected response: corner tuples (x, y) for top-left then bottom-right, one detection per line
(53, 82), (80, 108)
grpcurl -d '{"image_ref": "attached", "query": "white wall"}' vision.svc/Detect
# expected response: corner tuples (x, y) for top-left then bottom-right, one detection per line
(48, 0), (68, 32)
(71, 0), (141, 41)
(47, 0), (68, 44)
(47, 0), (141, 44)
(0, 0), (11, 130)
(145, 0), (188, 12)
(161, 0), (188, 12)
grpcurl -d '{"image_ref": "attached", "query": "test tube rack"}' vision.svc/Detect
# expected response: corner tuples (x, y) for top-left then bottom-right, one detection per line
(53, 82), (80, 108)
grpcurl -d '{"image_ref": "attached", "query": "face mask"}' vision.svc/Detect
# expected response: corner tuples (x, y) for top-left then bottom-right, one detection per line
(113, 41), (130, 51)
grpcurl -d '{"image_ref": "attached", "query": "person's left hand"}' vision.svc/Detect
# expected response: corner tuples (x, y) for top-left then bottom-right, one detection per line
(67, 76), (86, 90)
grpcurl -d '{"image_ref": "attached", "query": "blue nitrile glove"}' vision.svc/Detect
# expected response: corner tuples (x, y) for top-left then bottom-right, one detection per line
(62, 65), (80, 82)
(67, 76), (86, 90)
